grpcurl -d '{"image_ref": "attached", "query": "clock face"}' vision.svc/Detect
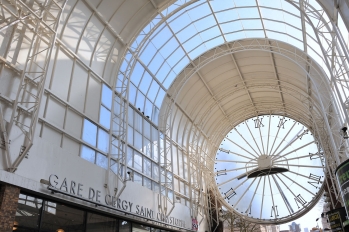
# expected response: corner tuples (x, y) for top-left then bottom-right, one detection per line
(214, 115), (325, 224)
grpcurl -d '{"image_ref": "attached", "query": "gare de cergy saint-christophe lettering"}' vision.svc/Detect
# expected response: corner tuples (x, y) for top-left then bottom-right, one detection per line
(48, 174), (186, 227)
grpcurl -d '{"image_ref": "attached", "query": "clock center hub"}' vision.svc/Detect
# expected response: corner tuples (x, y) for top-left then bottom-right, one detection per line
(257, 155), (272, 169)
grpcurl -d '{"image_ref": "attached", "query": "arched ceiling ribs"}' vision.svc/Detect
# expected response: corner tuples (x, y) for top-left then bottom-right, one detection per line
(82, 0), (126, 46)
(228, 52), (259, 117)
(157, 7), (234, 131)
(163, 39), (337, 157)
(255, 1), (286, 111)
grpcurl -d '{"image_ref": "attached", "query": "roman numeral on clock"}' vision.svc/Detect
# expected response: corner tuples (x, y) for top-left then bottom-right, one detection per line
(298, 129), (308, 140)
(254, 118), (264, 128)
(277, 118), (287, 129)
(294, 194), (307, 208)
(308, 173), (322, 188)
(224, 188), (236, 200)
(217, 169), (227, 176)
(271, 205), (279, 217)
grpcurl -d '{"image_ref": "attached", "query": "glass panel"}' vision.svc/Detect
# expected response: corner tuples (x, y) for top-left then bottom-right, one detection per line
(151, 228), (161, 232)
(144, 177), (152, 190)
(151, 106), (159, 125)
(15, 194), (42, 231)
(128, 83), (137, 105)
(174, 178), (179, 192)
(143, 158), (152, 177)
(139, 71), (152, 94)
(151, 126), (158, 141)
(152, 164), (159, 180)
(134, 172), (142, 185)
(101, 84), (112, 110)
(82, 119), (97, 146)
(172, 147), (178, 175)
(81, 145), (96, 164)
(144, 119), (150, 139)
(97, 128), (109, 153)
(180, 181), (185, 195)
(134, 151), (143, 172)
(155, 89), (165, 108)
(96, 153), (108, 169)
(147, 81), (160, 102)
(143, 137), (151, 157)
(41, 202), (85, 231)
(153, 182), (159, 193)
(132, 223), (151, 232)
(178, 151), (183, 177)
(100, 106), (111, 130)
(134, 131), (143, 151)
(168, 190), (173, 200)
(136, 91), (146, 110)
(128, 106), (134, 127)
(149, 54), (164, 78)
(183, 155), (188, 180)
(151, 26), (172, 49)
(86, 212), (118, 232)
(144, 99), (152, 120)
(128, 126), (134, 145)
(134, 112), (143, 132)
(119, 220), (131, 232)
(127, 146), (133, 166)
(130, 62), (144, 86)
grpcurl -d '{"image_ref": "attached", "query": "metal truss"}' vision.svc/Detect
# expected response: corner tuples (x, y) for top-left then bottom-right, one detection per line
(160, 38), (342, 226)
(120, 0), (349, 228)
(112, 48), (175, 210)
(109, 49), (133, 198)
(0, 0), (66, 172)
(287, 0), (349, 208)
(159, 130), (174, 209)
(208, 189), (220, 232)
(188, 125), (205, 218)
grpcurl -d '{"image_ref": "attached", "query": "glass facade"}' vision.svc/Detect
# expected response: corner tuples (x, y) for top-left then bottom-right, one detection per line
(72, 0), (349, 221)
(14, 193), (172, 232)
(79, 82), (190, 205)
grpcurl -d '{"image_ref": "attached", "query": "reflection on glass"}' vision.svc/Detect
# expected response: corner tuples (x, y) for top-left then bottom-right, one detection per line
(82, 119), (97, 146)
(144, 177), (152, 190)
(99, 106), (111, 130)
(132, 223), (150, 232)
(15, 194), (42, 231)
(150, 228), (161, 232)
(86, 212), (117, 232)
(14, 194), (167, 232)
(97, 128), (109, 153)
(134, 172), (143, 185)
(101, 84), (112, 110)
(41, 202), (85, 231)
(134, 152), (143, 172)
(81, 145), (96, 164)
(96, 153), (108, 169)
(119, 220), (130, 232)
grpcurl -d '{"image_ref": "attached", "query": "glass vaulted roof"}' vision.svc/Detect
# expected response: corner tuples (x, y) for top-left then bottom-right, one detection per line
(119, 0), (332, 125)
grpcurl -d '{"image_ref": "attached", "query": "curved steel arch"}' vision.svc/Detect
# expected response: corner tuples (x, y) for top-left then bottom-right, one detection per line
(160, 38), (341, 224)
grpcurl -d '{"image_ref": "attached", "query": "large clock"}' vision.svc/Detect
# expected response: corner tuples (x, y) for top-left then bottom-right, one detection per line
(214, 115), (325, 224)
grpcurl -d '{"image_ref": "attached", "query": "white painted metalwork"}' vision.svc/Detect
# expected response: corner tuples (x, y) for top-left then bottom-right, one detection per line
(1, 0), (349, 230)
(215, 115), (324, 224)
(0, 0), (66, 172)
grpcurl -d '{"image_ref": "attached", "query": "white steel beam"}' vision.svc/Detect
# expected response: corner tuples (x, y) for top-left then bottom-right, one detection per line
(0, 0), (66, 172)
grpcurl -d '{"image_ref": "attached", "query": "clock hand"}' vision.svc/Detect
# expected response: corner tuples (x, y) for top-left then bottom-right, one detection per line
(236, 167), (259, 180)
